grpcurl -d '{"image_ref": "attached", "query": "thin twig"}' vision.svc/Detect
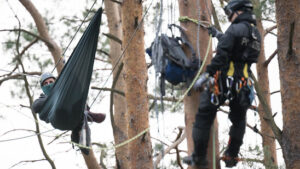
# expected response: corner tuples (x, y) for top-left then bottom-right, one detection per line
(263, 49), (278, 67)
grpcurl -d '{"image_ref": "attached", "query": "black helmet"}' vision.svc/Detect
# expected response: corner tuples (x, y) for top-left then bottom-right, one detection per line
(40, 72), (56, 87)
(224, 0), (253, 20)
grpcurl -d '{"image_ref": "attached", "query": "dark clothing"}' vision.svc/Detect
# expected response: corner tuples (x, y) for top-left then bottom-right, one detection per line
(192, 12), (261, 159)
(32, 94), (47, 118)
(206, 12), (260, 77)
(32, 94), (91, 155)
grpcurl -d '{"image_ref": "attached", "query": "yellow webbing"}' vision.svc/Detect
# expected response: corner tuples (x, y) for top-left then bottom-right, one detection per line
(243, 63), (249, 78)
(227, 61), (235, 76)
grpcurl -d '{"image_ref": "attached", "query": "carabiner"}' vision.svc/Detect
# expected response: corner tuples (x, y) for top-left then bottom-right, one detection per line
(211, 93), (219, 105)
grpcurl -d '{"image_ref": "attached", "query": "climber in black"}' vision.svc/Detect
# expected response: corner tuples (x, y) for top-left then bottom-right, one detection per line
(32, 72), (106, 154)
(183, 0), (261, 168)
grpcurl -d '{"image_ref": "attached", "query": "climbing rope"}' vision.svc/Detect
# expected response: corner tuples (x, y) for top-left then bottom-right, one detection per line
(51, 0), (101, 73)
(71, 127), (150, 151)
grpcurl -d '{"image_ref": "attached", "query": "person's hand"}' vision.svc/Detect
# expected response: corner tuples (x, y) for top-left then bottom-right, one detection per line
(193, 72), (210, 90)
(207, 26), (222, 38)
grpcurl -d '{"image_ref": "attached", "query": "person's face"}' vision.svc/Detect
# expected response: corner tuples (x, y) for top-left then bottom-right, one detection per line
(230, 11), (242, 22)
(42, 77), (55, 86)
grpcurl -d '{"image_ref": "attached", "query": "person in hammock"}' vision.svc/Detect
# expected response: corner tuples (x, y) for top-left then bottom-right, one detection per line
(32, 72), (106, 153)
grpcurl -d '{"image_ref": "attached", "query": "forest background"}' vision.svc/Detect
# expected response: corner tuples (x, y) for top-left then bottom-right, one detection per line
(0, 0), (288, 169)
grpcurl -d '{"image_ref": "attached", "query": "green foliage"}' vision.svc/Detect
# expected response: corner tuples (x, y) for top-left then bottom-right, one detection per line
(251, 0), (275, 20)
(3, 40), (15, 50)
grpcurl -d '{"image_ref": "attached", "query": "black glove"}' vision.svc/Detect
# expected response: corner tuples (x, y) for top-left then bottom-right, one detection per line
(207, 26), (222, 39)
(193, 72), (210, 90)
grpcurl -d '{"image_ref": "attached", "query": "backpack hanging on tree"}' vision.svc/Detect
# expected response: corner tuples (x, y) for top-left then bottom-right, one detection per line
(146, 24), (199, 96)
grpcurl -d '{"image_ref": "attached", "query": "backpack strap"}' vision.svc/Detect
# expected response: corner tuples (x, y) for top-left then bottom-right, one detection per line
(168, 24), (197, 64)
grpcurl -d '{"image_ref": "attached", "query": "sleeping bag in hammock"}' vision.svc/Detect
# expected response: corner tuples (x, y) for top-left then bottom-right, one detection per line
(38, 8), (102, 130)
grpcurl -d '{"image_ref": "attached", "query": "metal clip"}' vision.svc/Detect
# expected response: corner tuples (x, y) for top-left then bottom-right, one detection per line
(226, 77), (234, 100)
(211, 93), (219, 105)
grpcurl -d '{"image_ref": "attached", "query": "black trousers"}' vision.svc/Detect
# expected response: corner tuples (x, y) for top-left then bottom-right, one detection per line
(192, 89), (248, 158)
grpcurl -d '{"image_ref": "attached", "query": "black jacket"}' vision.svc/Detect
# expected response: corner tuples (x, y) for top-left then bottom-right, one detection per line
(206, 12), (261, 77)
(32, 93), (47, 114)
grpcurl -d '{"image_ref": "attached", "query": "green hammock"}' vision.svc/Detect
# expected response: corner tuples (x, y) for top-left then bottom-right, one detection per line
(39, 8), (103, 130)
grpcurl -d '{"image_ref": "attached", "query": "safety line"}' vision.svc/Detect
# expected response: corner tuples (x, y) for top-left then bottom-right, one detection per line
(89, 0), (156, 108)
(171, 35), (212, 111)
(51, 0), (100, 73)
(71, 127), (150, 151)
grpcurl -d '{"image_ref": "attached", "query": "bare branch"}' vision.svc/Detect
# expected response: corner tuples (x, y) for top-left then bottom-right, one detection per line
(250, 73), (282, 145)
(110, 0), (122, 5)
(263, 49), (278, 67)
(154, 131), (186, 166)
(47, 131), (69, 145)
(264, 25), (277, 37)
(9, 159), (47, 169)
(0, 29), (52, 47)
(103, 33), (122, 45)
(97, 49), (110, 58)
(262, 18), (276, 24)
(0, 71), (41, 86)
(270, 90), (280, 95)
(1, 128), (35, 137)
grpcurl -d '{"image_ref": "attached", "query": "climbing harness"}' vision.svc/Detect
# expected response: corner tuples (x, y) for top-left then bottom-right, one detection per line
(210, 71), (221, 105)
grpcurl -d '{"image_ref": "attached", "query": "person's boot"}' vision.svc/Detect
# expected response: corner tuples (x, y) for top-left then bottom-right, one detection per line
(221, 137), (242, 168)
(87, 111), (106, 123)
(222, 150), (239, 168)
(183, 154), (208, 168)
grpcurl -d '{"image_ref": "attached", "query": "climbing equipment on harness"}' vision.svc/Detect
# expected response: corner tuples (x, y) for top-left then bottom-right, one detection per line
(210, 71), (221, 105)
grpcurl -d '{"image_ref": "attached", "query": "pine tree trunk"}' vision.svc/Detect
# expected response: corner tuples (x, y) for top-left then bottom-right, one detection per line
(104, 1), (129, 169)
(275, 0), (300, 168)
(121, 1), (153, 169)
(256, 20), (278, 169)
(178, 0), (220, 169)
(82, 152), (101, 169)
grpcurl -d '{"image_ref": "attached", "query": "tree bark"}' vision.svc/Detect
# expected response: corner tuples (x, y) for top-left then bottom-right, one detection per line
(256, 19), (278, 168)
(82, 150), (101, 169)
(19, 0), (64, 73)
(121, 1), (153, 169)
(275, 0), (300, 169)
(178, 0), (220, 169)
(104, 1), (130, 168)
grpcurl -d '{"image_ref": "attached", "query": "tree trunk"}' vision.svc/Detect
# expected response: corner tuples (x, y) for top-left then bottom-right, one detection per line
(104, 1), (130, 169)
(256, 19), (278, 168)
(275, 0), (300, 169)
(20, 1), (101, 168)
(19, 0), (64, 73)
(82, 151), (101, 169)
(178, 0), (220, 169)
(121, 1), (153, 169)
